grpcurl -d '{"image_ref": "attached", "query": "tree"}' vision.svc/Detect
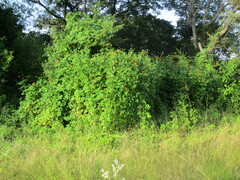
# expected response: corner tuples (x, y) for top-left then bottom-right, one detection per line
(0, 4), (23, 100)
(107, 0), (161, 16)
(25, 0), (87, 27)
(206, 0), (240, 54)
(164, 0), (240, 53)
(111, 14), (176, 55)
(0, 38), (13, 100)
(24, 0), (162, 27)
(25, 0), (177, 54)
(7, 32), (50, 86)
(0, 3), (23, 50)
(174, 20), (197, 56)
(0, 3), (49, 102)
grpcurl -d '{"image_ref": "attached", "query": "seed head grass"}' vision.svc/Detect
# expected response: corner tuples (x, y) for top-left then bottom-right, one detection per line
(0, 117), (239, 179)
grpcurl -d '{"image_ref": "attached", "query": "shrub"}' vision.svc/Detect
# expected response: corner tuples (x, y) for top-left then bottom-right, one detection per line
(218, 57), (240, 111)
(18, 12), (158, 132)
(17, 12), (239, 133)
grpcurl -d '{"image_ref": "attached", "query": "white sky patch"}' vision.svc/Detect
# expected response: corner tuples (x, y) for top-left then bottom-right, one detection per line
(157, 10), (179, 26)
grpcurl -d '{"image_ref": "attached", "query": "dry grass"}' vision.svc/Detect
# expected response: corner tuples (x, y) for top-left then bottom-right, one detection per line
(0, 118), (240, 180)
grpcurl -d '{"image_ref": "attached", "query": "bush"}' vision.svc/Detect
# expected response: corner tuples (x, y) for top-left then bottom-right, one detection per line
(18, 12), (159, 132)
(218, 57), (240, 111)
(17, 12), (239, 133)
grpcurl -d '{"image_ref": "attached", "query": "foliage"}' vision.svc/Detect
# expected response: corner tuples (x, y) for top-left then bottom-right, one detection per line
(0, 4), (23, 49)
(174, 21), (198, 56)
(24, 1), (174, 55)
(151, 50), (239, 129)
(17, 11), (240, 132)
(111, 14), (176, 55)
(165, 0), (240, 55)
(18, 12), (160, 132)
(0, 0), (239, 134)
(218, 57), (240, 110)
(0, 4), (49, 105)
(0, 5), (18, 96)
(0, 38), (13, 102)
(25, 0), (162, 27)
(9, 32), (49, 90)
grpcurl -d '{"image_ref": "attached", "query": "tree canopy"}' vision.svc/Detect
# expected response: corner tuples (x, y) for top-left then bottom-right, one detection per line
(0, 3), (49, 103)
(112, 14), (176, 55)
(25, 0), (162, 27)
(164, 0), (240, 54)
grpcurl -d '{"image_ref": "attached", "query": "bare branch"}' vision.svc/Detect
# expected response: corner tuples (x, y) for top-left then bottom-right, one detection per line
(202, 0), (211, 27)
(207, 1), (229, 26)
(34, 0), (62, 19)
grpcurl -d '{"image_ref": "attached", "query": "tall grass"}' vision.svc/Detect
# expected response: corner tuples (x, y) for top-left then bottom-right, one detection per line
(0, 116), (239, 180)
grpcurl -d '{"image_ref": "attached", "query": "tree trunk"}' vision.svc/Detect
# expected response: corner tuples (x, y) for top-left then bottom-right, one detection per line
(111, 0), (117, 15)
(191, 15), (198, 49)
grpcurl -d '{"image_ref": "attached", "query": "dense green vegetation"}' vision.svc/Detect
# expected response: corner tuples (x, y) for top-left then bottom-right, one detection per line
(0, 0), (239, 179)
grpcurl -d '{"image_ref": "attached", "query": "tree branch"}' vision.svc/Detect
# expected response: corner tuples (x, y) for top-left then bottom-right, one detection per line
(34, 0), (62, 19)
(207, 1), (228, 26)
(208, 3), (240, 53)
(202, 0), (211, 27)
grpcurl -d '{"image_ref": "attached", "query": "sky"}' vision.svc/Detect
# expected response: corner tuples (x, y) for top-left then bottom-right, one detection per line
(157, 10), (179, 26)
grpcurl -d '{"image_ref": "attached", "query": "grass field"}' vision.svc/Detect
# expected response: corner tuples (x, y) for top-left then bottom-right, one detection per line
(0, 115), (240, 180)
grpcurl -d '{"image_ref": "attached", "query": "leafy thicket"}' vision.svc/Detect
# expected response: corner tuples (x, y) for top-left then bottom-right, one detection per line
(18, 12), (159, 132)
(17, 12), (239, 133)
(156, 53), (239, 130)
(0, 1), (239, 134)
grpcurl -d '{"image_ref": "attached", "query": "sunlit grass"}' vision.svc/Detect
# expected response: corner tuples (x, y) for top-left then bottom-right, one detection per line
(0, 116), (239, 180)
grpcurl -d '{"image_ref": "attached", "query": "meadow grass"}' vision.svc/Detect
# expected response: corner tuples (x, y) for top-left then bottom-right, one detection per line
(0, 116), (239, 180)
